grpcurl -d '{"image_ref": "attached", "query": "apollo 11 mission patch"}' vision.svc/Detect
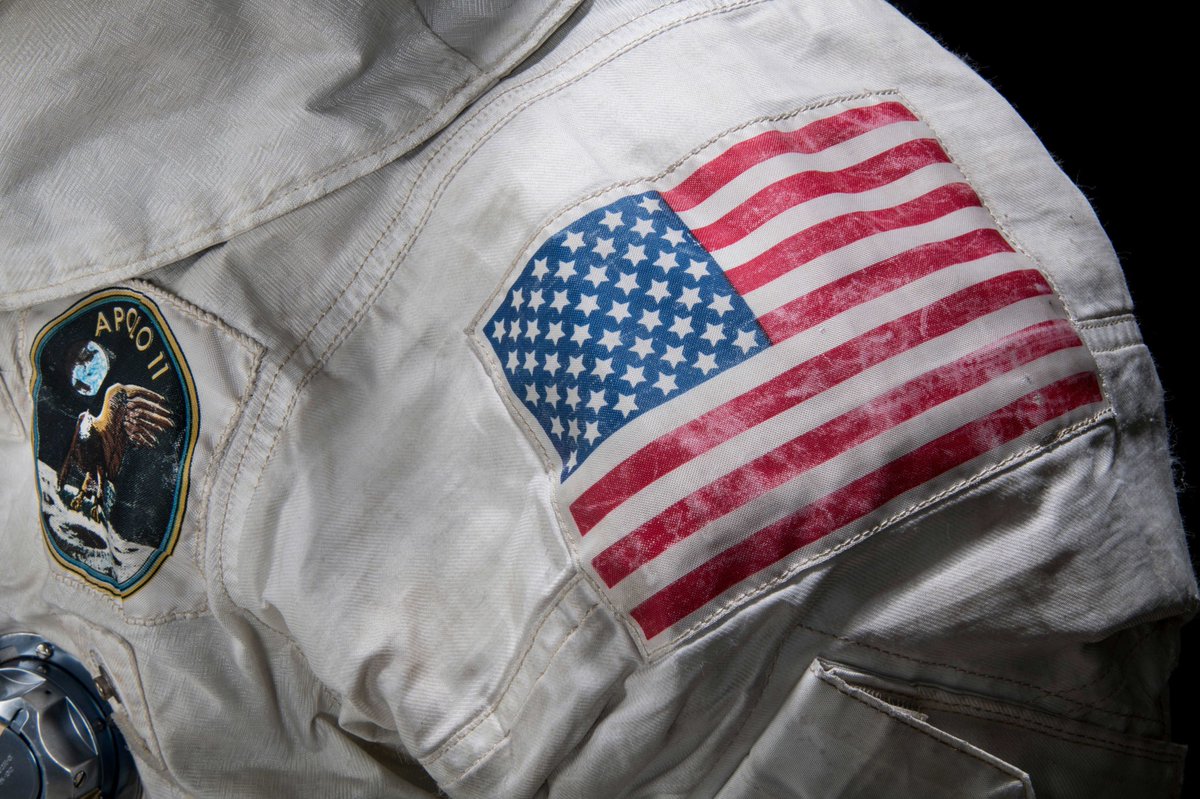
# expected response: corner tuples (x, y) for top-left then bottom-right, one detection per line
(30, 287), (199, 597)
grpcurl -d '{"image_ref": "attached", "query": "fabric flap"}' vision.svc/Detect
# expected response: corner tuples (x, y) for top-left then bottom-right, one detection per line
(0, 0), (581, 311)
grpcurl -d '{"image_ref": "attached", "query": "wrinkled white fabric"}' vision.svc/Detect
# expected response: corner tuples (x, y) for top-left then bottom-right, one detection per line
(0, 1), (1194, 797)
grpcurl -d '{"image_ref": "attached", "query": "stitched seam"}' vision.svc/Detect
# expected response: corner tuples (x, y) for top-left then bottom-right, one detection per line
(1034, 626), (1152, 701)
(0, 0), (584, 297)
(217, 0), (767, 649)
(693, 614), (793, 791)
(466, 87), (896, 657)
(901, 99), (1115, 412)
(796, 614), (1165, 726)
(820, 671), (1032, 794)
(124, 279), (267, 579)
(653, 410), (1112, 653)
(438, 604), (602, 784)
(918, 700), (1182, 763)
(425, 573), (584, 761)
(48, 572), (213, 625)
(466, 332), (647, 659)
(0, 365), (23, 437)
(1076, 313), (1136, 330)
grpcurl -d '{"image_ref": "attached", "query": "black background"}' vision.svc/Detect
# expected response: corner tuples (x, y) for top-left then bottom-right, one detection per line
(888, 0), (1195, 789)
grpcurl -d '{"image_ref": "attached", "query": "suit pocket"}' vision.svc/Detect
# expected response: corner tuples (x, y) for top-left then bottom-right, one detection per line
(715, 657), (1185, 799)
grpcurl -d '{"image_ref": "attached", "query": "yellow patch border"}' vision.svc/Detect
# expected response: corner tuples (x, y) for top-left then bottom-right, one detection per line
(29, 286), (200, 598)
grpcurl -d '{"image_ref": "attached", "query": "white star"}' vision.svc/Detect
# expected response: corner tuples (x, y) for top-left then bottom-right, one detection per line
(624, 244), (647, 266)
(543, 353), (561, 374)
(566, 355), (586, 378)
(630, 337), (655, 358)
(511, 291), (525, 311)
(524, 384), (539, 403)
(663, 227), (686, 246)
(568, 418), (581, 438)
(598, 329), (623, 351)
(546, 322), (565, 345)
(565, 451), (578, 470)
(607, 302), (632, 324)
(545, 384), (561, 405)
(668, 315), (693, 338)
(523, 352), (538, 373)
(585, 392), (606, 414)
(614, 393), (639, 417)
(710, 293), (734, 316)
(550, 290), (570, 312)
(531, 258), (550, 279)
(638, 309), (662, 332)
(506, 350), (519, 371)
(577, 293), (600, 315)
(695, 351), (719, 374)
(732, 329), (759, 353)
(570, 323), (591, 346)
(565, 386), (581, 409)
(685, 259), (709, 281)
(631, 218), (655, 238)
(647, 280), (671, 302)
(562, 231), (585, 252)
(508, 320), (521, 340)
(621, 365), (646, 388)
(638, 196), (662, 214)
(550, 415), (564, 436)
(677, 286), (702, 310)
(493, 320), (506, 340)
(528, 289), (545, 310)
(584, 420), (601, 443)
(700, 323), (725, 346)
(524, 320), (540, 340)
(614, 272), (640, 295)
(555, 260), (577, 280)
(593, 237), (616, 259)
(593, 358), (615, 381)
(661, 345), (686, 368)
(600, 210), (624, 231)
(653, 373), (678, 394)
(655, 251), (679, 272)
(584, 265), (608, 288)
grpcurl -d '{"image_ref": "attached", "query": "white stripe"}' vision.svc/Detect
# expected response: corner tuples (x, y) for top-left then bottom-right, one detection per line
(657, 93), (901, 195)
(707, 162), (967, 268)
(674, 121), (933, 229)
(559, 253), (1051, 513)
(605, 344), (1098, 611)
(645, 397), (1105, 645)
(741, 205), (1000, 317)
(576, 294), (1067, 558)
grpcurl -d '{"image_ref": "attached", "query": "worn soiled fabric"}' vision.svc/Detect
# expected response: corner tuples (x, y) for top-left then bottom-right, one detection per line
(0, 1), (1194, 797)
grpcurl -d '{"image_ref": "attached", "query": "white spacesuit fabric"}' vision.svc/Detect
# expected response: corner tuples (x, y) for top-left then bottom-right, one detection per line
(0, 1), (1194, 797)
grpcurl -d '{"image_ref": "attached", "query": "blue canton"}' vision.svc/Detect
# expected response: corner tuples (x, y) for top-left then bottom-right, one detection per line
(485, 191), (769, 478)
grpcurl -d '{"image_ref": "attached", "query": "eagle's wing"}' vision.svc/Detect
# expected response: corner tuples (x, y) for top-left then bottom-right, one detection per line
(94, 384), (175, 475)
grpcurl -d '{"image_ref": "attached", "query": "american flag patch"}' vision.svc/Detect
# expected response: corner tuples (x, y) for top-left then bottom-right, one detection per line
(473, 94), (1106, 650)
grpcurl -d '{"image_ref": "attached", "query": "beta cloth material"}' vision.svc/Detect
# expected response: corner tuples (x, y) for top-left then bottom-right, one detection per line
(0, 1), (1194, 798)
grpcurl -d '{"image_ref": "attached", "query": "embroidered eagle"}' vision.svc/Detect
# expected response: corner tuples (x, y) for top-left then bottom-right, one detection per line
(57, 383), (175, 521)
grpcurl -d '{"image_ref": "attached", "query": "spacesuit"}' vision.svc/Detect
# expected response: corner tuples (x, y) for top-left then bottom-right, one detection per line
(0, 1), (1194, 797)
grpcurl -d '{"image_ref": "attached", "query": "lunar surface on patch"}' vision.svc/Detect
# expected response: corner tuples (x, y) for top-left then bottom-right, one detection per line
(37, 460), (155, 584)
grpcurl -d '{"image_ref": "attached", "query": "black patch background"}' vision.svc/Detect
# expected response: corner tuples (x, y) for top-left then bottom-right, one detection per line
(35, 298), (190, 549)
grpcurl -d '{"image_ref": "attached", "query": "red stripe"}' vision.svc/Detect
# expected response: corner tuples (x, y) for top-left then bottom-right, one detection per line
(592, 319), (1083, 586)
(569, 268), (1053, 535)
(725, 182), (983, 296)
(691, 139), (951, 252)
(758, 228), (1014, 343)
(662, 102), (918, 213)
(631, 371), (1103, 639)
